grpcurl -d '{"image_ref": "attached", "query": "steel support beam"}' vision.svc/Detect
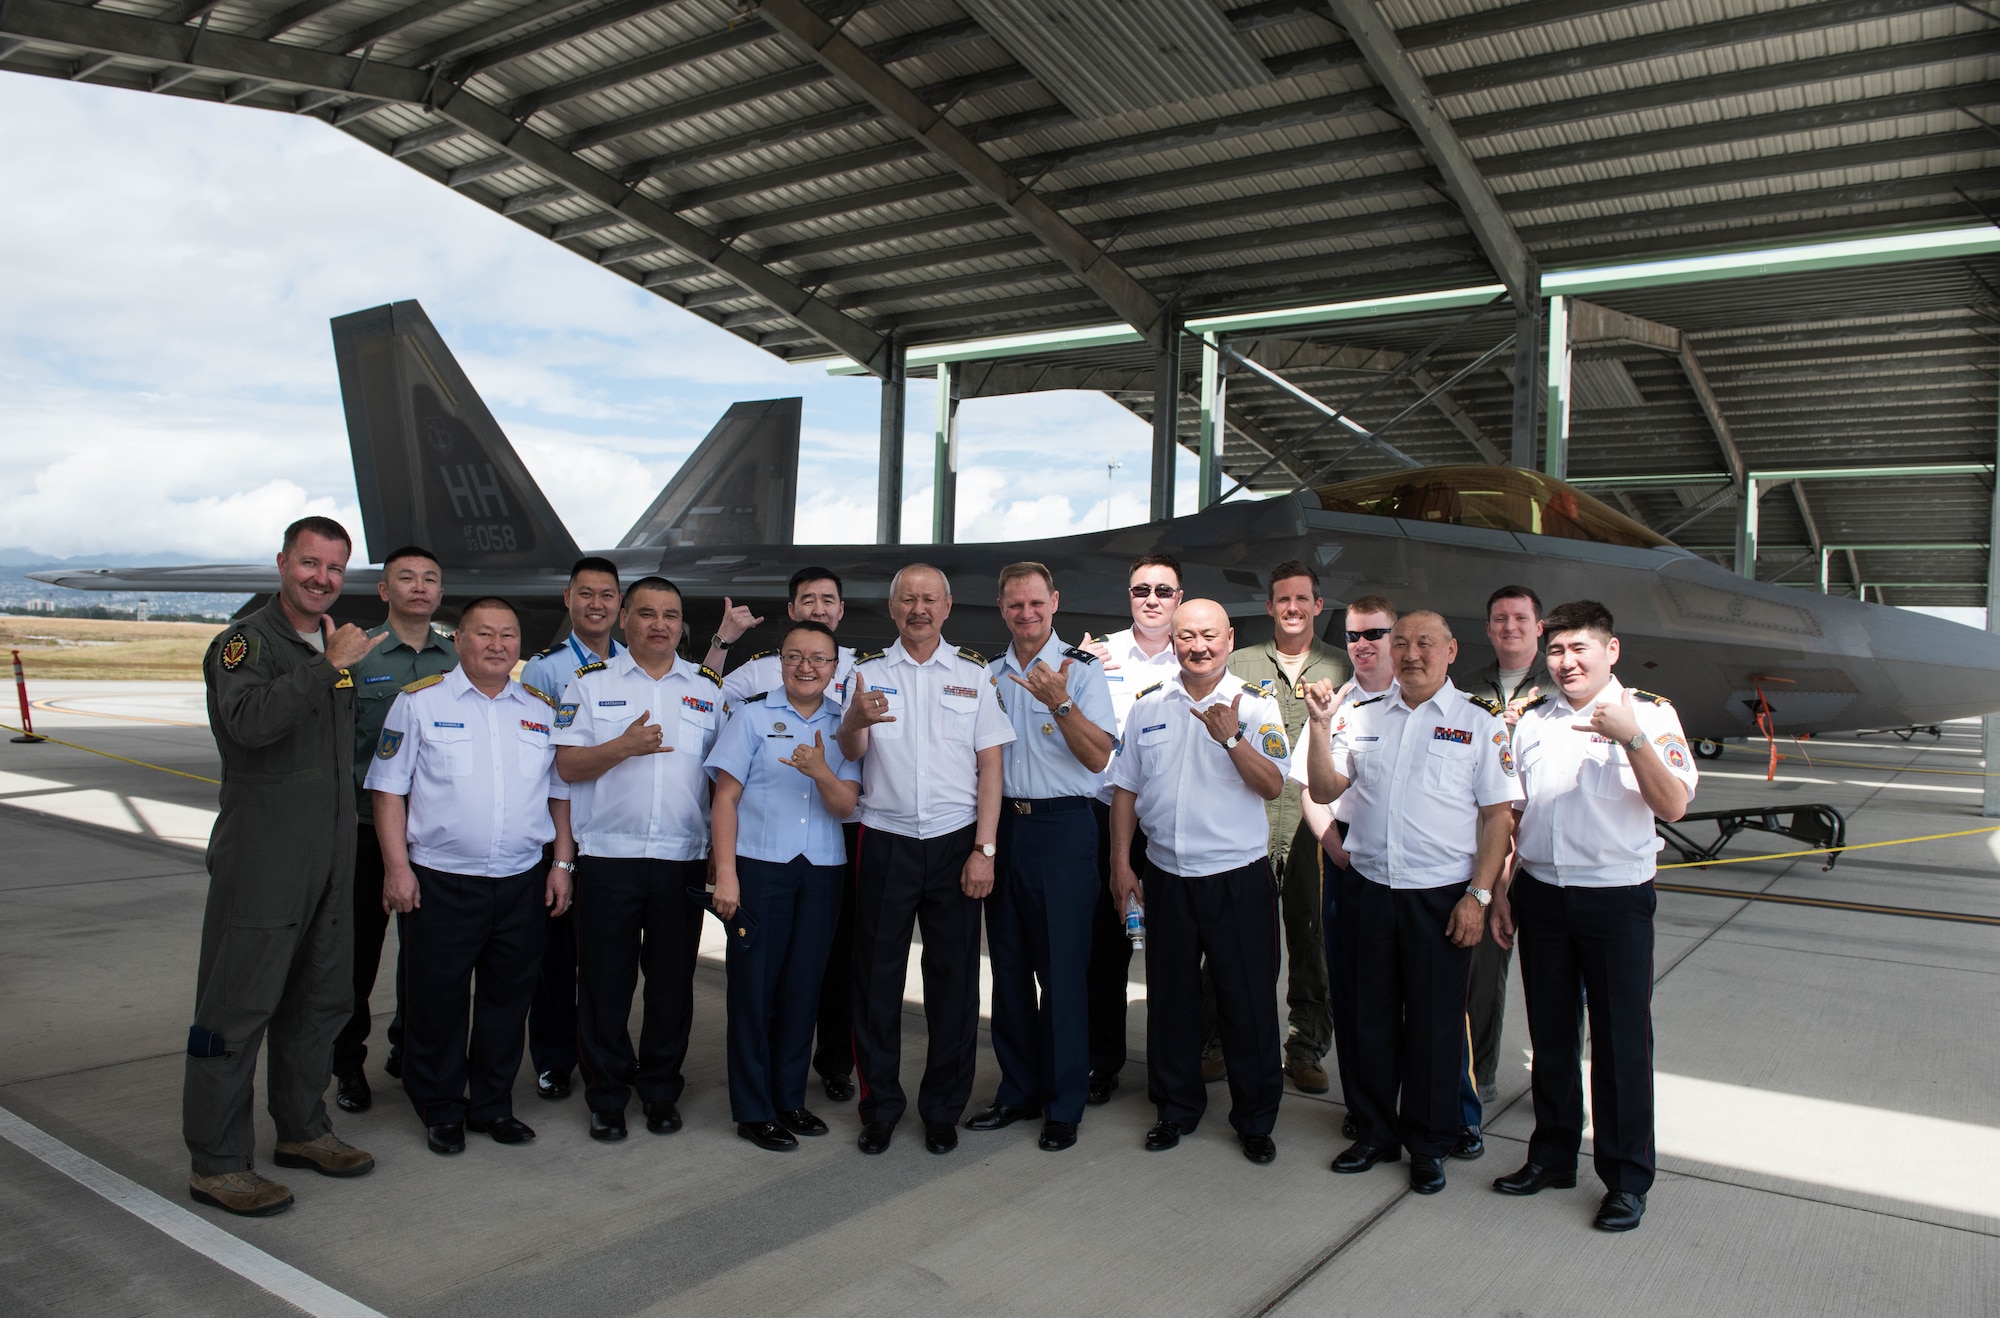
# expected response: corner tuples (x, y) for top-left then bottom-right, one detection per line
(878, 339), (906, 545)
(755, 0), (1170, 348)
(1543, 294), (1571, 478)
(1151, 335), (1182, 522)
(1510, 294), (1542, 466)
(932, 361), (959, 545)
(1737, 476), (1762, 579)
(0, 0), (893, 374)
(1322, 0), (1535, 307)
(1987, 389), (1999, 817)
(1198, 336), (1225, 509)
(1789, 481), (1827, 592)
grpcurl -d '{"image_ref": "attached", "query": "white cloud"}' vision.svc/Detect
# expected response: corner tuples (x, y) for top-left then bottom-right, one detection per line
(0, 77), (1167, 567)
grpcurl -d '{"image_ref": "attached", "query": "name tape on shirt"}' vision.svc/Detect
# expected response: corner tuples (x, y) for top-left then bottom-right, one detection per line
(1140, 722), (1167, 735)
(868, 684), (897, 695)
(1433, 726), (1472, 745)
(362, 673), (396, 684)
(682, 695), (715, 714)
(598, 699), (628, 707)
(433, 721), (465, 729)
(943, 684), (979, 699)
(521, 719), (549, 734)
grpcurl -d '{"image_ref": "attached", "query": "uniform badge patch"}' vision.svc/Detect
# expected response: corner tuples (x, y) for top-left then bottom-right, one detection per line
(943, 684), (979, 699)
(1433, 727), (1472, 745)
(1500, 748), (1516, 777)
(682, 695), (715, 714)
(773, 721), (786, 733)
(1261, 729), (1286, 758)
(556, 703), (578, 728)
(1665, 744), (1689, 770)
(219, 633), (250, 670)
(376, 730), (403, 759)
(1492, 731), (1508, 746)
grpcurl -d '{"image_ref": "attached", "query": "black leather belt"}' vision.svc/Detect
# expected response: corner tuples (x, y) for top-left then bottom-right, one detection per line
(1004, 796), (1090, 815)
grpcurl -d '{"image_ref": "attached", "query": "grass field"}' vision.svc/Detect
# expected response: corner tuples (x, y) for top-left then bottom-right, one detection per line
(0, 614), (220, 680)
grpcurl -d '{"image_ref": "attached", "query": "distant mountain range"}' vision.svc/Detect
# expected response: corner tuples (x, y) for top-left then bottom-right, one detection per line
(0, 549), (225, 569)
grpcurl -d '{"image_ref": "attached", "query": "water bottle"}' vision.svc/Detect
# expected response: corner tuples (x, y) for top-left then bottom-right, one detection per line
(1123, 892), (1145, 949)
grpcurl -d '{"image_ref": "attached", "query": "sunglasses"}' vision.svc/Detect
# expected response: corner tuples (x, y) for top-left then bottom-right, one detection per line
(1129, 584), (1181, 600)
(1345, 627), (1392, 642)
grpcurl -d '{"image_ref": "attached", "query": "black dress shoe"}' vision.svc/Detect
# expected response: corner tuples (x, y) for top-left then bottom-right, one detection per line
(857, 1122), (894, 1155)
(535, 1069), (571, 1101)
(1039, 1121), (1078, 1152)
(1451, 1125), (1485, 1160)
(821, 1073), (856, 1102)
(1239, 1133), (1277, 1165)
(334, 1074), (371, 1114)
(1409, 1153), (1446, 1194)
(923, 1122), (958, 1154)
(643, 1101), (682, 1135)
(467, 1115), (535, 1145)
(737, 1121), (799, 1152)
(1144, 1120), (1183, 1152)
(1331, 1140), (1401, 1174)
(383, 1049), (403, 1080)
(1593, 1190), (1647, 1232)
(964, 1103), (1037, 1131)
(1341, 1114), (1359, 1141)
(1086, 1071), (1119, 1106)
(426, 1123), (466, 1155)
(1492, 1161), (1577, 1195)
(777, 1108), (828, 1137)
(588, 1110), (627, 1142)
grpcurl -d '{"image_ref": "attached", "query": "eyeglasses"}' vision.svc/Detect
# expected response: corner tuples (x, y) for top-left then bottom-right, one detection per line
(1129, 584), (1180, 600)
(1345, 627), (1392, 642)
(780, 652), (836, 669)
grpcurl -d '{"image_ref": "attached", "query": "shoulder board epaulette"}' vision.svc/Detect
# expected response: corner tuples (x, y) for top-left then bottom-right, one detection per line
(1517, 692), (1549, 714)
(1352, 693), (1388, 708)
(740, 690), (768, 704)
(1629, 688), (1669, 705)
(521, 682), (557, 708)
(575, 659), (608, 677)
(402, 673), (446, 694)
(698, 664), (723, 686)
(1242, 681), (1263, 697)
(851, 649), (886, 664)
(745, 649), (776, 662)
(956, 645), (987, 666)
(534, 642), (565, 658)
(1136, 680), (1166, 700)
(1061, 645), (1097, 665)
(1466, 693), (1504, 717)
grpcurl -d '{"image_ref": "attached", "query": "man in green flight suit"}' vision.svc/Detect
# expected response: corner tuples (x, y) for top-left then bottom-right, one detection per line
(185, 516), (386, 1217)
(1223, 560), (1353, 1095)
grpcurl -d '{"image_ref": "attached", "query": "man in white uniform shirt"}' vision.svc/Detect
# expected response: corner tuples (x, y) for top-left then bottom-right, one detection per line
(716, 567), (863, 1103)
(1077, 552), (1185, 1103)
(837, 564), (1013, 1157)
(1489, 600), (1696, 1234)
(1107, 598), (1290, 1165)
(553, 576), (723, 1143)
(1299, 610), (1518, 1195)
(366, 598), (574, 1156)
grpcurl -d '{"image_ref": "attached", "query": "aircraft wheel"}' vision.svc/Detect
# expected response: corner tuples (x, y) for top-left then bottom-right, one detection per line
(1692, 738), (1724, 760)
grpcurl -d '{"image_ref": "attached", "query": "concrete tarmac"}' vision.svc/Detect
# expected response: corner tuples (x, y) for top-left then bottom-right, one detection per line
(1, 685), (1995, 1315)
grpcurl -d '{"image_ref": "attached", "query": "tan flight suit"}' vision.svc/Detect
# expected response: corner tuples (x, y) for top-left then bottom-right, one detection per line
(183, 600), (358, 1176)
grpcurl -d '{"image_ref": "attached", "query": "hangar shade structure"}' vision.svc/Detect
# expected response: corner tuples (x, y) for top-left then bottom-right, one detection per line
(2, 0), (1998, 605)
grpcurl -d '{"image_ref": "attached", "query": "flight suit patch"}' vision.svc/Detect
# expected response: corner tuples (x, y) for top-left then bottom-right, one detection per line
(376, 730), (404, 759)
(220, 633), (251, 670)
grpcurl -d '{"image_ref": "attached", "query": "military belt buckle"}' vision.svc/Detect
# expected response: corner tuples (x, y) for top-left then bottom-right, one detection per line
(1008, 800), (1034, 815)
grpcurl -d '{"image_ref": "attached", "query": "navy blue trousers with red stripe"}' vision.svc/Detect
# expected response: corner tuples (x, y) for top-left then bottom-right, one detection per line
(1513, 870), (1657, 1194)
(1141, 857), (1283, 1136)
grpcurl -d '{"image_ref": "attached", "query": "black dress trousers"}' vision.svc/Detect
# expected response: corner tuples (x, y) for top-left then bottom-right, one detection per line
(1342, 870), (1474, 1159)
(527, 839), (579, 1079)
(1318, 835), (1361, 1112)
(726, 854), (841, 1123)
(399, 863), (546, 1127)
(1513, 870), (1657, 1194)
(850, 823), (981, 1128)
(573, 855), (705, 1114)
(1087, 799), (1145, 1079)
(332, 821), (403, 1079)
(1141, 857), (1283, 1137)
(811, 821), (862, 1083)
(988, 799), (1098, 1125)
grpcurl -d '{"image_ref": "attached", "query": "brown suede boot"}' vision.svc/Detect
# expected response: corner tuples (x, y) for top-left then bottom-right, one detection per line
(189, 1170), (293, 1217)
(273, 1130), (375, 1178)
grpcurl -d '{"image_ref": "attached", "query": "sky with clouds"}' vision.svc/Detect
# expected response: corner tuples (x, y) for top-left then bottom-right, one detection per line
(0, 74), (1192, 565)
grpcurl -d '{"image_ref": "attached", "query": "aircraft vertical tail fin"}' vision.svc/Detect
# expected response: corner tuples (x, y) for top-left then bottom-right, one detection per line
(618, 397), (801, 548)
(330, 301), (582, 569)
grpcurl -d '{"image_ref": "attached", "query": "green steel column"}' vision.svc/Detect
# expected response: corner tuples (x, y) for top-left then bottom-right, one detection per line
(1543, 295), (1570, 479)
(932, 360), (959, 545)
(1197, 335), (1224, 509)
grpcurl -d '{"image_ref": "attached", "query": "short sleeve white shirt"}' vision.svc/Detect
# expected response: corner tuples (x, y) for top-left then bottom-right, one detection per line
(362, 668), (568, 878)
(1094, 628), (1183, 803)
(990, 633), (1118, 800)
(848, 637), (1015, 839)
(1106, 672), (1291, 877)
(520, 634), (619, 706)
(1512, 677), (1699, 887)
(551, 651), (721, 861)
(1313, 678), (1522, 889)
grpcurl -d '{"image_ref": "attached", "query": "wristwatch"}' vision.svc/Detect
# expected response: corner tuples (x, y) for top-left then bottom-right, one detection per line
(1221, 731), (1244, 749)
(1053, 699), (1074, 718)
(710, 632), (733, 651)
(554, 860), (576, 873)
(1625, 731), (1647, 751)
(1467, 886), (1492, 907)
(980, 843), (997, 858)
